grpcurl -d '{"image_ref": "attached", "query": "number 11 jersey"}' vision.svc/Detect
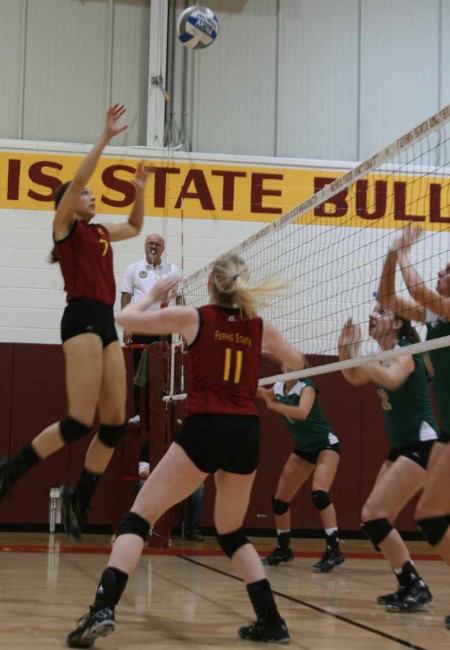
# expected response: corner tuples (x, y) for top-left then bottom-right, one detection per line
(184, 304), (263, 417)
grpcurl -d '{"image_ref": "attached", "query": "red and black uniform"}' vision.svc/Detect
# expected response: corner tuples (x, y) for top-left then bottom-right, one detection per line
(55, 220), (118, 346)
(176, 305), (263, 474)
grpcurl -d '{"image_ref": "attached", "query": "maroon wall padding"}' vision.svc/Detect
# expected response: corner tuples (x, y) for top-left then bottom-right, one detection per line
(1, 344), (139, 528)
(0, 345), (428, 534)
(140, 343), (177, 547)
(148, 343), (187, 546)
(0, 344), (14, 523)
(0, 344), (13, 455)
(7, 344), (69, 524)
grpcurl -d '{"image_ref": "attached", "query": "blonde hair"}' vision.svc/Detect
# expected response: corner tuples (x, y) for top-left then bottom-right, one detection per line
(209, 253), (288, 318)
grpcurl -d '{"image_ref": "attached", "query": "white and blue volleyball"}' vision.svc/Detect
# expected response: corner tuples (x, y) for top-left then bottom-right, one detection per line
(176, 5), (219, 50)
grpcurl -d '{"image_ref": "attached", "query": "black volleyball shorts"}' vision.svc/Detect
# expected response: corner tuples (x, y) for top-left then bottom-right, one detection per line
(175, 414), (260, 474)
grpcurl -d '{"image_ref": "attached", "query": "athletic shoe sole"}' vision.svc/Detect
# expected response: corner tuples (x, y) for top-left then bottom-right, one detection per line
(386, 596), (433, 613)
(66, 619), (115, 648)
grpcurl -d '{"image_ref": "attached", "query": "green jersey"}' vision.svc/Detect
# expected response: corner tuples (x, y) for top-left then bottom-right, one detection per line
(426, 309), (450, 433)
(273, 378), (338, 452)
(376, 339), (439, 448)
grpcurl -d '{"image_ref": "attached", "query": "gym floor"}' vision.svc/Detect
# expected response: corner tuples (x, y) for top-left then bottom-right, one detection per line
(0, 532), (447, 649)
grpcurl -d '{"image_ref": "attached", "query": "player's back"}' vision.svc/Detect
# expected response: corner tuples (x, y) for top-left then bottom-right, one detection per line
(184, 304), (263, 417)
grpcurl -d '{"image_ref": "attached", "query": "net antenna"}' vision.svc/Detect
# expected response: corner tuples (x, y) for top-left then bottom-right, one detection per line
(166, 104), (450, 399)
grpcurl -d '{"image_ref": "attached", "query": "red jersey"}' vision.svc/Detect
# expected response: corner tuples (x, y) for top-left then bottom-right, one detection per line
(55, 220), (115, 306)
(184, 304), (263, 417)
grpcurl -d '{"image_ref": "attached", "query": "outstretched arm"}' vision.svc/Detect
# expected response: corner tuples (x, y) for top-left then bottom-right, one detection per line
(106, 161), (151, 242)
(377, 225), (424, 321)
(53, 105), (128, 240)
(397, 248), (450, 320)
(384, 224), (426, 321)
(116, 274), (199, 344)
(261, 321), (306, 370)
(338, 319), (371, 386)
(377, 249), (420, 319)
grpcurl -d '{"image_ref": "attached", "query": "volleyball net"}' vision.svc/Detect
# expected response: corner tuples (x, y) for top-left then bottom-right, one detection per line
(171, 105), (450, 393)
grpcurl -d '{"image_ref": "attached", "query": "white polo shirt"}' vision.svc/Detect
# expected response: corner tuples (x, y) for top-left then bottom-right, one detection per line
(121, 259), (180, 311)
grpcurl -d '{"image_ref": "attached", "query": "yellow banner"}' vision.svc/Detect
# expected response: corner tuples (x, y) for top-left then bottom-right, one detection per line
(0, 151), (449, 230)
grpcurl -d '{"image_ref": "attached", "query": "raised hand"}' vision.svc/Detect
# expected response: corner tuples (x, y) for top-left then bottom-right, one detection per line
(133, 160), (153, 192)
(149, 274), (181, 304)
(390, 223), (423, 254)
(338, 318), (361, 358)
(104, 104), (128, 141)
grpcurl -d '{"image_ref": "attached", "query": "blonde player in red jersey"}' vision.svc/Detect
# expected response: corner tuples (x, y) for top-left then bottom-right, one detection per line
(0, 105), (150, 542)
(66, 253), (306, 647)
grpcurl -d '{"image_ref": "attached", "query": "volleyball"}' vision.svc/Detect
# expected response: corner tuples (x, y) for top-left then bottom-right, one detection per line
(176, 5), (219, 50)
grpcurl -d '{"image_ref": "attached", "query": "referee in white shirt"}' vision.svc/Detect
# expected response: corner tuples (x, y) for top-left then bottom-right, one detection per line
(121, 233), (180, 427)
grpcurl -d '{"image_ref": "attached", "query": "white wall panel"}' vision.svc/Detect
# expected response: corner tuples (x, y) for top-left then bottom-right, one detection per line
(0, 0), (26, 138)
(0, 287), (64, 310)
(277, 0), (360, 160)
(1, 0), (450, 349)
(0, 327), (61, 344)
(440, 0), (450, 106)
(23, 0), (112, 143)
(0, 306), (62, 329)
(360, 0), (440, 159)
(1, 249), (56, 270)
(164, 0), (187, 149)
(0, 0), (150, 145)
(0, 0), (449, 159)
(190, 0), (279, 156)
(111, 0), (150, 145)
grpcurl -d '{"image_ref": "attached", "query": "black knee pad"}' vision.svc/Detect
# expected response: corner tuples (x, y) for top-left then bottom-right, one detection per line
(311, 490), (331, 511)
(216, 528), (249, 558)
(417, 516), (449, 546)
(272, 497), (290, 515)
(117, 511), (150, 541)
(361, 518), (393, 551)
(98, 423), (126, 448)
(59, 417), (91, 443)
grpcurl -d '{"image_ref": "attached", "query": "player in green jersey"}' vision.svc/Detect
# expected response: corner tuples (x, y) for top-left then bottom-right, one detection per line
(258, 362), (344, 572)
(377, 225), (450, 629)
(339, 304), (438, 613)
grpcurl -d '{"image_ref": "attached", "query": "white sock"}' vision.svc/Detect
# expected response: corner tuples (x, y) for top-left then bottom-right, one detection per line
(325, 527), (338, 537)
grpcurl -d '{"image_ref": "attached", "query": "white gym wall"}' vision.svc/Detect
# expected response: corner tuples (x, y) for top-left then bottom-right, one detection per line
(0, 0), (449, 344)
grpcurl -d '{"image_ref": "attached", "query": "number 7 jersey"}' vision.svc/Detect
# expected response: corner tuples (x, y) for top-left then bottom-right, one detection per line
(184, 304), (263, 417)
(55, 220), (115, 306)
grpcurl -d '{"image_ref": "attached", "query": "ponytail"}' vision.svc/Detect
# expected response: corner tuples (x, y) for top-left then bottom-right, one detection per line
(210, 253), (288, 319)
(396, 316), (420, 344)
(396, 314), (434, 378)
(48, 248), (58, 264)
